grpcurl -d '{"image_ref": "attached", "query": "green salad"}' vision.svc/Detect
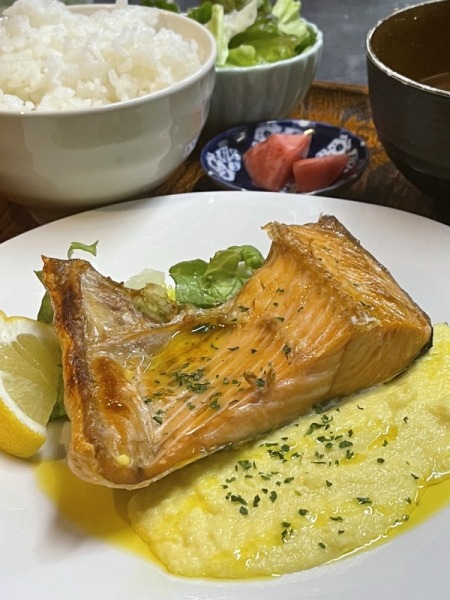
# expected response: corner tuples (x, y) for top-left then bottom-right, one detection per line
(143, 0), (316, 67)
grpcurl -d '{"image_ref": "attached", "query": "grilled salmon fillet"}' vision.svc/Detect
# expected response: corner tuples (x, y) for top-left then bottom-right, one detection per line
(42, 216), (432, 489)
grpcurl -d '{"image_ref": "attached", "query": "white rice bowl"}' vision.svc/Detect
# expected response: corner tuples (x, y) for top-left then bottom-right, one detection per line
(0, 0), (202, 111)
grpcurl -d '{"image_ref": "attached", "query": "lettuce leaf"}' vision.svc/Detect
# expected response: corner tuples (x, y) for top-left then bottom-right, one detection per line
(195, 0), (258, 66)
(272, 0), (308, 39)
(188, 0), (257, 16)
(203, 4), (230, 66)
(35, 270), (54, 325)
(49, 370), (66, 421)
(169, 245), (264, 307)
(228, 12), (302, 65)
(226, 44), (258, 67)
(141, 0), (180, 12)
(187, 0), (314, 67)
(187, 1), (214, 24)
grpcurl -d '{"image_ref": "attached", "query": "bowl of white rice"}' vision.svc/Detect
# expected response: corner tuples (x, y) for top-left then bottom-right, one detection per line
(0, 0), (216, 220)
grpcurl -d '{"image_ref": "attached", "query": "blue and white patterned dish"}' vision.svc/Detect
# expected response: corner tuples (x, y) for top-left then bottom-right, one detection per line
(200, 119), (369, 195)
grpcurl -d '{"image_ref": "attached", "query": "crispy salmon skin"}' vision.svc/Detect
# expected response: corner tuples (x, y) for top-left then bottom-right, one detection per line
(42, 217), (432, 489)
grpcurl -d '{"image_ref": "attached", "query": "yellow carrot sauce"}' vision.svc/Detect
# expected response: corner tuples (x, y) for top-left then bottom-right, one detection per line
(37, 323), (450, 580)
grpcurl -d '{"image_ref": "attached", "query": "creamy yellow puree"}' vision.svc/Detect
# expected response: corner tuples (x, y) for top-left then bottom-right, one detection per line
(36, 324), (450, 580)
(127, 323), (450, 579)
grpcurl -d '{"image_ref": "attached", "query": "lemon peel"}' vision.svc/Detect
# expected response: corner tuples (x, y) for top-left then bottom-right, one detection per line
(0, 310), (61, 458)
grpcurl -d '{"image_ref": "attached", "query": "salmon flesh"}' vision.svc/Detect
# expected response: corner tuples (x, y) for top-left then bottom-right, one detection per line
(42, 216), (432, 489)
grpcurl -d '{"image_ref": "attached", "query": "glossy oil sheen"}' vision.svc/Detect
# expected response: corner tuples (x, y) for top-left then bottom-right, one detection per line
(35, 459), (450, 579)
(35, 460), (163, 568)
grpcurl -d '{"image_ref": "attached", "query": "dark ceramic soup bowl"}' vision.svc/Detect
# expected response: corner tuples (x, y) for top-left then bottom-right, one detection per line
(366, 0), (450, 199)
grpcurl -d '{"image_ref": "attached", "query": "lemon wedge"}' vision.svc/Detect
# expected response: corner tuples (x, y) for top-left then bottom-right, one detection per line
(0, 310), (61, 458)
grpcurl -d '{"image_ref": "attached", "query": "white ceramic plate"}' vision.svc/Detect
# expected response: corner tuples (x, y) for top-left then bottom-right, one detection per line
(1, 191), (450, 600)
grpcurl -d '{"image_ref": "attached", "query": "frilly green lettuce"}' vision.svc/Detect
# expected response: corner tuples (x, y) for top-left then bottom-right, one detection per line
(186, 0), (315, 67)
(169, 245), (264, 307)
(190, 0), (258, 66)
(272, 0), (308, 39)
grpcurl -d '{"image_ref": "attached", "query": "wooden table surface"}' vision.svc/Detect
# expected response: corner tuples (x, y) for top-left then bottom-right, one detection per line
(1, 81), (449, 245)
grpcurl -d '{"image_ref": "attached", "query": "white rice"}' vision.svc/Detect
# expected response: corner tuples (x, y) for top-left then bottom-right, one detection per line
(0, 0), (201, 111)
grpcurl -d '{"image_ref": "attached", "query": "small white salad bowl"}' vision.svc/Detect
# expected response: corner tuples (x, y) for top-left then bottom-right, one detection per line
(205, 20), (323, 134)
(0, 4), (216, 221)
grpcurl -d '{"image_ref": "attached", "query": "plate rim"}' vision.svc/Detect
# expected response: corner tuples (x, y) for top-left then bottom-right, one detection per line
(1, 190), (450, 600)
